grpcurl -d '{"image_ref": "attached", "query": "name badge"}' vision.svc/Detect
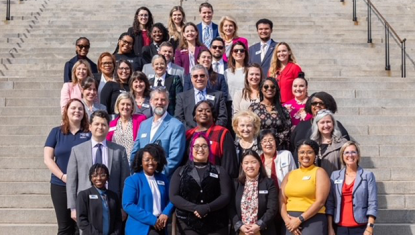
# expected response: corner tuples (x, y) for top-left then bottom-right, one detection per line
(209, 173), (218, 178)
(141, 133), (147, 138)
(206, 95), (215, 101)
(334, 179), (343, 184)
(259, 190), (268, 194)
(142, 103), (150, 108)
(109, 127), (116, 132)
(89, 195), (99, 199)
(80, 133), (90, 139)
(157, 180), (165, 186)
(302, 176), (311, 180)
(255, 50), (261, 55)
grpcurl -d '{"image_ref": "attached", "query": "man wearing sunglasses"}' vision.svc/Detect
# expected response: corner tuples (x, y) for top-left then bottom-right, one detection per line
(249, 19), (277, 78)
(209, 38), (228, 75)
(175, 64), (228, 130)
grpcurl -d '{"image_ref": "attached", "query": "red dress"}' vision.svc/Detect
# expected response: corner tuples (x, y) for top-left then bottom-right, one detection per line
(274, 62), (302, 103)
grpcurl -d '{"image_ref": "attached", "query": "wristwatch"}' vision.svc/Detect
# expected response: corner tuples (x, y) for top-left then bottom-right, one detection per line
(367, 222), (375, 228)
(298, 215), (305, 223)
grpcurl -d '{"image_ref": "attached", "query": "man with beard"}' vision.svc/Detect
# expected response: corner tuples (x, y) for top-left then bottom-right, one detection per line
(209, 38), (227, 75)
(129, 87), (185, 178)
(249, 19), (277, 78)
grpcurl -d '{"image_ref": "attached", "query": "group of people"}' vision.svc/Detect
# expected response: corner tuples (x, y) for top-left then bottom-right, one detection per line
(46, 2), (378, 235)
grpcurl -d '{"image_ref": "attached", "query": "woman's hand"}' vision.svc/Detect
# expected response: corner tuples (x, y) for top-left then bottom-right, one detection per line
(285, 215), (301, 232)
(194, 211), (202, 219)
(364, 227), (373, 235)
(61, 174), (67, 183)
(328, 226), (336, 235)
(155, 214), (168, 230)
(239, 225), (250, 234)
(248, 224), (260, 234)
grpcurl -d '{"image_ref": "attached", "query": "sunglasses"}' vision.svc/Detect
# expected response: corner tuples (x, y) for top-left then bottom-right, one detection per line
(192, 74), (206, 78)
(263, 85), (276, 90)
(212, 45), (224, 50)
(77, 45), (90, 50)
(232, 48), (245, 53)
(311, 102), (325, 107)
(121, 39), (133, 46)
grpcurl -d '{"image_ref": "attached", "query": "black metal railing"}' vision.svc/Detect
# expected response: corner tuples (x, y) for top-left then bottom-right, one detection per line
(6, 0), (11, 20)
(348, 0), (407, 77)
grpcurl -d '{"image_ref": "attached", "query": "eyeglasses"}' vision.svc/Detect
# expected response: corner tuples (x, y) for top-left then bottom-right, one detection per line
(102, 62), (113, 66)
(263, 85), (276, 90)
(261, 139), (275, 144)
(77, 45), (90, 50)
(138, 14), (149, 18)
(121, 39), (133, 46)
(143, 158), (158, 163)
(212, 45), (224, 50)
(232, 48), (245, 54)
(343, 151), (358, 156)
(118, 67), (131, 71)
(311, 102), (325, 107)
(91, 173), (107, 178)
(193, 144), (209, 150)
(192, 74), (206, 78)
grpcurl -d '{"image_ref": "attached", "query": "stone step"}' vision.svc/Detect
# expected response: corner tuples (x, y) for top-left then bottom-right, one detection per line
(0, 182), (49, 195)
(5, 97), (60, 107)
(0, 126), (53, 136)
(0, 169), (50, 182)
(0, 195), (51, 208)
(0, 157), (46, 169)
(0, 208), (55, 224)
(0, 117), (60, 126)
(0, 107), (59, 116)
(0, 224), (57, 235)
(374, 223), (415, 234)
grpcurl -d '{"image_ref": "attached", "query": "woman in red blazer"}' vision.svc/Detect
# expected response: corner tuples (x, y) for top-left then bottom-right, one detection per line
(174, 22), (207, 75)
(107, 92), (146, 163)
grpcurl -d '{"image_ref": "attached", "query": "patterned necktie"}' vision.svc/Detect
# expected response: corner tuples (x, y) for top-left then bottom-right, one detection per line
(197, 90), (205, 102)
(157, 79), (162, 87)
(95, 143), (102, 164)
(213, 62), (219, 73)
(203, 26), (211, 47)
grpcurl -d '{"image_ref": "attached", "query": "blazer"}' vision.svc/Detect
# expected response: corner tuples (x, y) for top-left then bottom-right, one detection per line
(230, 177), (278, 235)
(60, 82), (82, 113)
(64, 55), (98, 83)
(142, 43), (159, 63)
(107, 114), (147, 142)
(149, 73), (183, 116)
(183, 71), (229, 100)
(66, 140), (130, 209)
(269, 150), (297, 187)
(249, 39), (277, 78)
(127, 27), (148, 56)
(174, 45), (208, 75)
(130, 114), (186, 178)
(77, 187), (122, 235)
(175, 88), (228, 130)
(223, 37), (248, 62)
(142, 63), (185, 86)
(197, 22), (220, 47)
(123, 172), (174, 235)
(326, 167), (378, 224)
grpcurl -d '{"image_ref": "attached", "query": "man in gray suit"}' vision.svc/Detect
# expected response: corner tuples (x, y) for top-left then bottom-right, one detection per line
(66, 110), (130, 221)
(142, 41), (185, 86)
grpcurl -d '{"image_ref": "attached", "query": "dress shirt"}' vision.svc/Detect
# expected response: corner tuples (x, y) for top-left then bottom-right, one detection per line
(150, 111), (168, 141)
(202, 22), (213, 47)
(144, 173), (162, 216)
(91, 139), (109, 167)
(261, 40), (271, 62)
(154, 73), (166, 87)
(212, 59), (225, 75)
(194, 88), (207, 103)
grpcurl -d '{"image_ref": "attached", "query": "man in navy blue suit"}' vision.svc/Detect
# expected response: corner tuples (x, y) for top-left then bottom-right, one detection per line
(210, 38), (227, 75)
(197, 2), (219, 48)
(249, 19), (277, 78)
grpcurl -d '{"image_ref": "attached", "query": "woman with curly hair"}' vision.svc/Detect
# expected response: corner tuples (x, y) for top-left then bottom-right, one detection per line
(127, 6), (154, 55)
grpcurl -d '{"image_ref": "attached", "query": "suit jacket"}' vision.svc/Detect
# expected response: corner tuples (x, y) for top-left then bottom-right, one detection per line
(183, 71), (229, 100)
(123, 172), (174, 235)
(249, 39), (277, 78)
(174, 45), (208, 75)
(230, 177), (278, 235)
(175, 88), (228, 130)
(326, 167), (378, 224)
(127, 27), (148, 56)
(77, 187), (122, 235)
(107, 114), (147, 142)
(197, 22), (220, 47)
(130, 114), (185, 178)
(141, 43), (159, 63)
(64, 55), (98, 83)
(142, 63), (185, 86)
(149, 73), (183, 116)
(66, 140), (130, 209)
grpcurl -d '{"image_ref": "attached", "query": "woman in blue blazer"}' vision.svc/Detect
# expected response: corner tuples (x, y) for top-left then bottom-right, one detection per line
(326, 141), (377, 235)
(123, 144), (174, 235)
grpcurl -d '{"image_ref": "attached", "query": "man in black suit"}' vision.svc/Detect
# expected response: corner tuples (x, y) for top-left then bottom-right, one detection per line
(175, 64), (228, 130)
(249, 19), (277, 78)
(210, 38), (228, 75)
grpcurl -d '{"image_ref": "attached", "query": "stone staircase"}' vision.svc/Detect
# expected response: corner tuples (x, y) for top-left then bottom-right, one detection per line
(0, 0), (414, 234)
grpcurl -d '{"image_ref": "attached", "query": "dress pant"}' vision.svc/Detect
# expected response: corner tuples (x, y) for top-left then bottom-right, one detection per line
(337, 225), (366, 235)
(177, 219), (228, 235)
(50, 184), (79, 235)
(284, 212), (327, 235)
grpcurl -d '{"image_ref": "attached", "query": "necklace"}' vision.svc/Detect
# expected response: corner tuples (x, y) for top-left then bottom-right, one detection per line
(194, 164), (207, 169)
(295, 97), (307, 105)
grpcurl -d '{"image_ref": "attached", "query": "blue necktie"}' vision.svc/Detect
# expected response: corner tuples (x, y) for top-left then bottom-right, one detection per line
(95, 143), (102, 164)
(197, 91), (205, 102)
(203, 26), (211, 47)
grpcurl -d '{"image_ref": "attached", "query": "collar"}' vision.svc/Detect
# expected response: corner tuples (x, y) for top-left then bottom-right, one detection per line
(155, 73), (166, 80)
(153, 111), (168, 123)
(194, 87), (207, 94)
(261, 40), (272, 48)
(91, 138), (107, 148)
(167, 62), (172, 70)
(202, 22), (213, 28)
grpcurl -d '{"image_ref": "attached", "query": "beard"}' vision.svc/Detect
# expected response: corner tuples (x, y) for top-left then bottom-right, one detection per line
(153, 106), (167, 116)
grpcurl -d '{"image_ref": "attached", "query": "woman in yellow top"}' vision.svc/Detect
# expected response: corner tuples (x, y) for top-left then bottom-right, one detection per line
(280, 139), (330, 235)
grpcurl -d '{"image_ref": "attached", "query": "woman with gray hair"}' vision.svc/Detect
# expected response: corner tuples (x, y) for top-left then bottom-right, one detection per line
(310, 109), (348, 177)
(107, 92), (146, 162)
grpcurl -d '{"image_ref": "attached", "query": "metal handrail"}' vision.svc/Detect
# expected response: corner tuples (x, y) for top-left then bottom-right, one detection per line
(348, 0), (407, 77)
(6, 0), (11, 20)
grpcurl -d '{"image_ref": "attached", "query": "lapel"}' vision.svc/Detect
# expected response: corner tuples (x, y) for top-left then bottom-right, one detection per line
(151, 44), (158, 55)
(87, 141), (94, 169)
(164, 73), (173, 91)
(353, 167), (364, 196)
(188, 89), (196, 108)
(262, 40), (276, 65)
(149, 77), (155, 87)
(90, 187), (104, 219)
(335, 168), (346, 196)
(151, 115), (170, 142)
(106, 142), (113, 174)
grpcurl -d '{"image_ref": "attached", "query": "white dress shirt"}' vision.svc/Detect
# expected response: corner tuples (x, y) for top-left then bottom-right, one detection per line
(150, 111), (168, 141)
